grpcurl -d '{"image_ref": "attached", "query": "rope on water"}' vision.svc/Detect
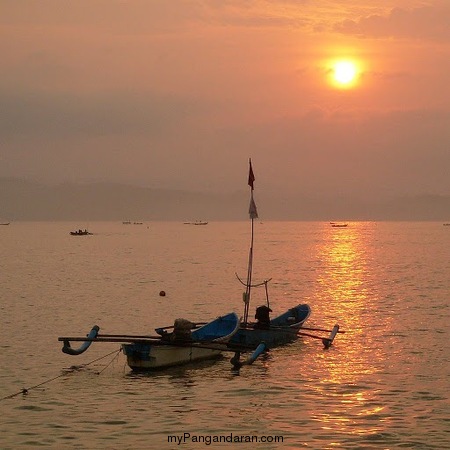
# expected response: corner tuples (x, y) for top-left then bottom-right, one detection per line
(1, 348), (122, 401)
(96, 348), (122, 375)
(80, 348), (122, 369)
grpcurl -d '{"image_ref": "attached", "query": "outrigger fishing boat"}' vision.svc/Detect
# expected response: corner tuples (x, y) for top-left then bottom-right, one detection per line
(59, 312), (240, 370)
(58, 160), (341, 371)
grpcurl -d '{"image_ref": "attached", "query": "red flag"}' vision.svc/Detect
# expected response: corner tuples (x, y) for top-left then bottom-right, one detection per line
(248, 159), (255, 190)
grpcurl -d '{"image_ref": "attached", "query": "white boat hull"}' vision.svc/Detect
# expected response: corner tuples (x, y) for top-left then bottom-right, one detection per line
(122, 343), (222, 370)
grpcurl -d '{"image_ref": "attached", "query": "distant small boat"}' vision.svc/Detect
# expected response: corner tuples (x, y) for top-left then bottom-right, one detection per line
(330, 222), (348, 228)
(184, 220), (208, 225)
(70, 229), (93, 236)
(443, 223), (450, 226)
(0, 222), (10, 226)
(122, 220), (132, 225)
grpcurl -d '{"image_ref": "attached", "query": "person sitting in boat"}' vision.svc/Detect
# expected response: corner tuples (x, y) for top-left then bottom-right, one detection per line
(254, 305), (272, 329)
(171, 318), (195, 341)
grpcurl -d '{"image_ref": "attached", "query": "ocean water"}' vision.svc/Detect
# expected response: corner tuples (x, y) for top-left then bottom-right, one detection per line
(0, 221), (448, 449)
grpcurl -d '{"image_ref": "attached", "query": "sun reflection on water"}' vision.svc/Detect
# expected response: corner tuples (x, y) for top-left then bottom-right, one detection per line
(317, 223), (369, 316)
(306, 222), (390, 438)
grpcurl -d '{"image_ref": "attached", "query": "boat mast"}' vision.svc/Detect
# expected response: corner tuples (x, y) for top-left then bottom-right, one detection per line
(243, 159), (258, 325)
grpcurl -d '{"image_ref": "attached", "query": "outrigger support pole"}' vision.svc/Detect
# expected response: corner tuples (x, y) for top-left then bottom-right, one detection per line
(231, 342), (267, 370)
(61, 325), (100, 355)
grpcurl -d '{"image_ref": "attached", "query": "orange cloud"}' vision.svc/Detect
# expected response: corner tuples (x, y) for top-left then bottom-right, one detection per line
(334, 5), (450, 41)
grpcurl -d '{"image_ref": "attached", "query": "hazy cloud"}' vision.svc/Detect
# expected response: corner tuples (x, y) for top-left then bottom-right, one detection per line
(0, 89), (202, 139)
(334, 4), (450, 40)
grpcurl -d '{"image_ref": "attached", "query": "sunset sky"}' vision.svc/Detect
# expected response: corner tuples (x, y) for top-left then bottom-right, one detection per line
(1, 0), (449, 202)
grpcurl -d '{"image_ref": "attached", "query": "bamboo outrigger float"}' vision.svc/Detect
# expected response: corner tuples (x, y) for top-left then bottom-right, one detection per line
(58, 159), (342, 372)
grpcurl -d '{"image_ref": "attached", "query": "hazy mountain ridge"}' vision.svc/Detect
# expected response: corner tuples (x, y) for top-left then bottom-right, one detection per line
(1, 178), (449, 221)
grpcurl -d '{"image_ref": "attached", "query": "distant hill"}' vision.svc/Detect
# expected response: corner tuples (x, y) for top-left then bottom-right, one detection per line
(1, 178), (449, 221)
(0, 178), (245, 221)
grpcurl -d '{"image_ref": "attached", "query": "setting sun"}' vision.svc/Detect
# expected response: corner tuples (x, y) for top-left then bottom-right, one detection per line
(329, 60), (360, 89)
(334, 61), (356, 83)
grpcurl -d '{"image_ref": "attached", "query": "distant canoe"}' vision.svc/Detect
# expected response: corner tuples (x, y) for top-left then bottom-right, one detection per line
(70, 230), (93, 236)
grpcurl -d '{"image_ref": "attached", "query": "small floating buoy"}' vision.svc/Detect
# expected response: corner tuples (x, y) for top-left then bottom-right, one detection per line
(159, 290), (166, 297)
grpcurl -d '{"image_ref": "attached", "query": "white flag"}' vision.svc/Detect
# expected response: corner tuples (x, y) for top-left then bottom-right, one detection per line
(249, 191), (258, 219)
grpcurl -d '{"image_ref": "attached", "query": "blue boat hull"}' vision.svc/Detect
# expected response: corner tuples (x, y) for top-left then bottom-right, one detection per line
(231, 304), (311, 349)
(123, 312), (239, 370)
(191, 312), (240, 342)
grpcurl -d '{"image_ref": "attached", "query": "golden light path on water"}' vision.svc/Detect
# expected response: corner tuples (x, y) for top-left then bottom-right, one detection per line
(311, 223), (390, 441)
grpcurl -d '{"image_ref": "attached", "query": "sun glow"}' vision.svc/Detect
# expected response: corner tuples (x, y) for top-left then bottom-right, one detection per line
(329, 59), (360, 89)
